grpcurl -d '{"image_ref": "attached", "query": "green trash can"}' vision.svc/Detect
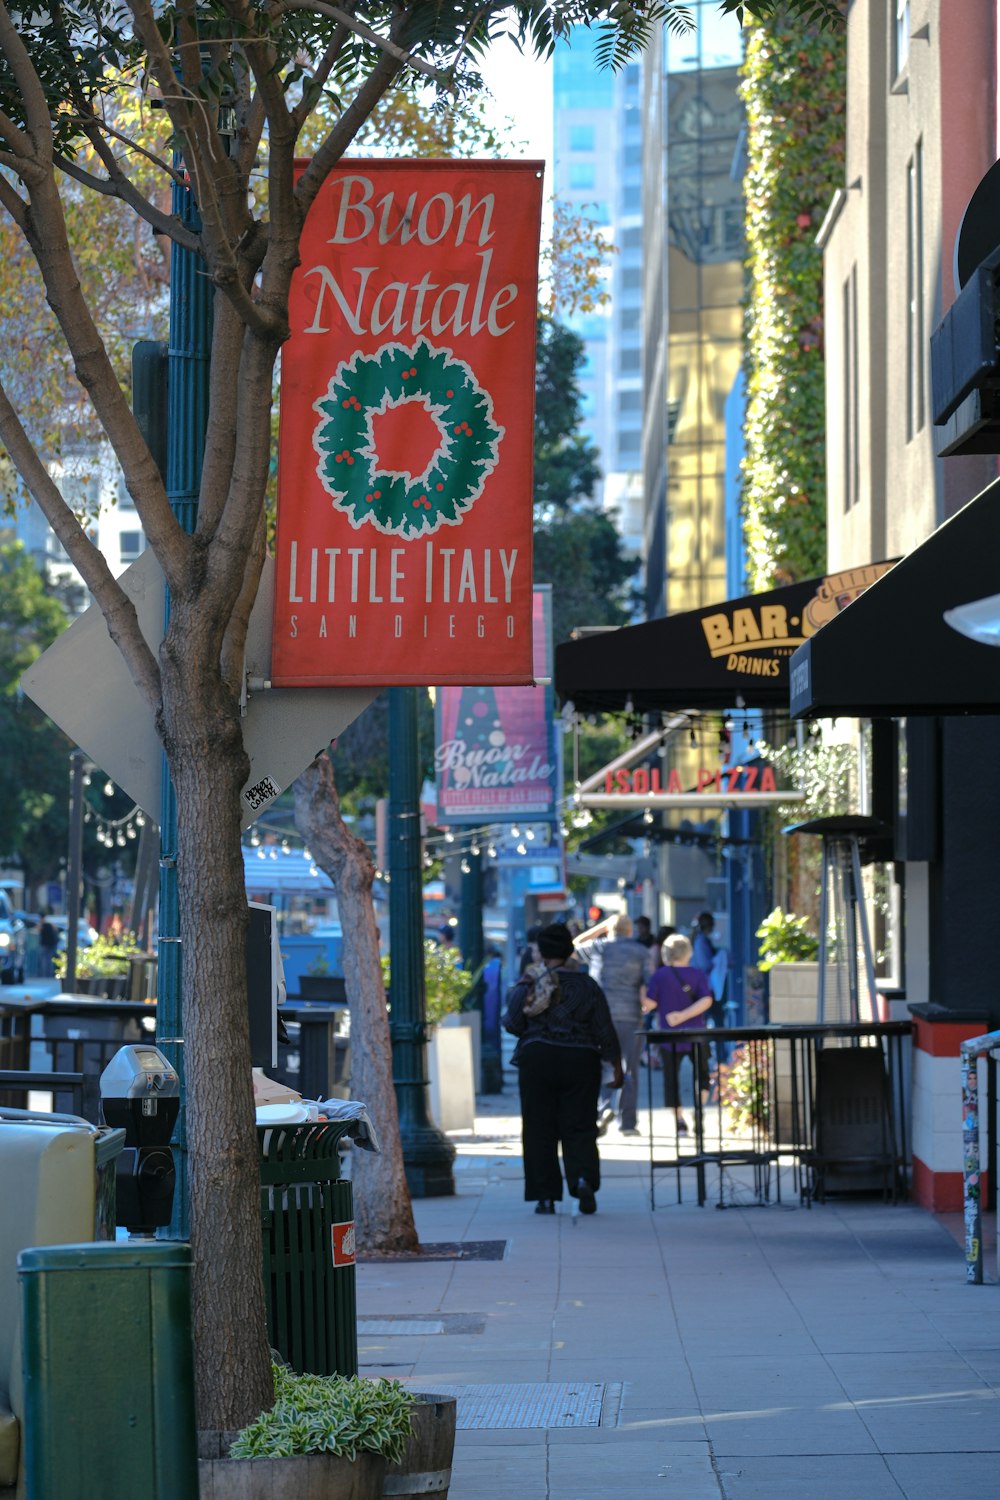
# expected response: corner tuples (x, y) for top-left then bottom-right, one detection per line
(18, 1241), (198, 1500)
(259, 1120), (358, 1377)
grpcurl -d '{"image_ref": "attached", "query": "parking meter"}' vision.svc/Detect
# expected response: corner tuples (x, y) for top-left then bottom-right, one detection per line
(99, 1045), (180, 1236)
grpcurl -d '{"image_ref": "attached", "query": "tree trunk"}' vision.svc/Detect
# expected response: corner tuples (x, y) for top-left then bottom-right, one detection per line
(162, 621), (273, 1433)
(293, 752), (418, 1253)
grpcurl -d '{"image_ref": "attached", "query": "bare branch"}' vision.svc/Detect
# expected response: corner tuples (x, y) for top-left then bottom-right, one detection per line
(13, 166), (189, 594)
(55, 150), (202, 254)
(279, 0), (449, 83)
(0, 169), (29, 230)
(0, 378), (162, 712)
(78, 113), (184, 187)
(194, 295), (246, 537)
(0, 105), (30, 158)
(220, 509), (266, 699)
(294, 40), (402, 216)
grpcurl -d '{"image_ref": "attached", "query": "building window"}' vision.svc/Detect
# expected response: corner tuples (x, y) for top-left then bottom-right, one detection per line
(569, 124), (594, 151)
(906, 140), (925, 440)
(119, 530), (144, 565)
(894, 0), (910, 78)
(569, 162), (596, 190)
(843, 266), (859, 511)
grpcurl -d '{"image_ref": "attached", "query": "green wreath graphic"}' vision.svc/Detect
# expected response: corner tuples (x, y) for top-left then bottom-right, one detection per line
(312, 338), (504, 539)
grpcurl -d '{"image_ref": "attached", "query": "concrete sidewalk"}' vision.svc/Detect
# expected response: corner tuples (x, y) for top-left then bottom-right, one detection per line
(357, 1083), (1000, 1500)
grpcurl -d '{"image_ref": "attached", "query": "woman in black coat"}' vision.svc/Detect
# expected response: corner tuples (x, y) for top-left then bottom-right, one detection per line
(503, 922), (622, 1216)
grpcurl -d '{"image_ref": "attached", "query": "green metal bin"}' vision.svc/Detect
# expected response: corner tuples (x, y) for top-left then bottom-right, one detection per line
(259, 1120), (358, 1376)
(18, 1241), (198, 1500)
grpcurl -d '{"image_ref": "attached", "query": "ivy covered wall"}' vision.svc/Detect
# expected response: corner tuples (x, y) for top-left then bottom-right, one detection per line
(740, 17), (846, 589)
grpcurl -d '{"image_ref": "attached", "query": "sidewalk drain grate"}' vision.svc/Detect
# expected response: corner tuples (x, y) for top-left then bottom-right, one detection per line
(358, 1314), (485, 1337)
(412, 1382), (623, 1430)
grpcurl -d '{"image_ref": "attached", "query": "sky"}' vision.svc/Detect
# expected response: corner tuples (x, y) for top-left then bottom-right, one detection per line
(476, 35), (554, 185)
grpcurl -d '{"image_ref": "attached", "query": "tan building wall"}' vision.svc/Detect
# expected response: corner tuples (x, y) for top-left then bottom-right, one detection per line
(824, 0), (996, 574)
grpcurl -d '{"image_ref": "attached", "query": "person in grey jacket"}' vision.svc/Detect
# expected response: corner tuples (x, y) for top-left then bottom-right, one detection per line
(574, 913), (656, 1135)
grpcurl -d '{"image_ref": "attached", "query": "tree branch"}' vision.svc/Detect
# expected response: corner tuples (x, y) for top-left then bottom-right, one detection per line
(290, 17), (351, 130)
(0, 104), (30, 158)
(55, 149), (202, 255)
(0, 170), (28, 230)
(220, 509), (266, 700)
(295, 41), (403, 216)
(0, 378), (162, 712)
(279, 0), (448, 83)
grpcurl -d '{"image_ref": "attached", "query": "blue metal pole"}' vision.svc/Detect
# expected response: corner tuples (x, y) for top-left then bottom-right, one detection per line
(159, 172), (212, 1238)
(388, 686), (455, 1197)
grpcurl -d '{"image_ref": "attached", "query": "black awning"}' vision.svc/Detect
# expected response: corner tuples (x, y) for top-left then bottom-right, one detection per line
(790, 476), (1000, 718)
(555, 564), (894, 716)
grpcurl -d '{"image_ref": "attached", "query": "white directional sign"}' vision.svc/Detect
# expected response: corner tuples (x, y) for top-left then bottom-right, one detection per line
(21, 552), (377, 828)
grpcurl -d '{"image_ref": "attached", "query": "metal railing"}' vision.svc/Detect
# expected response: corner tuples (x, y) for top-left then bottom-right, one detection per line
(960, 1028), (1000, 1284)
(645, 1021), (912, 1210)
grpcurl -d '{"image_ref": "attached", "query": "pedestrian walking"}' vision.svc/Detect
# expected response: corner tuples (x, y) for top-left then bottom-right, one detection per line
(503, 922), (622, 1215)
(647, 932), (713, 1136)
(574, 913), (656, 1136)
(37, 912), (58, 977)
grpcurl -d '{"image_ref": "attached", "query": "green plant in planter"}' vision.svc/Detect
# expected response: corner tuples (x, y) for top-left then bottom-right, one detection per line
(755, 908), (819, 971)
(381, 940), (472, 1026)
(229, 1367), (414, 1462)
(53, 928), (142, 980)
(307, 952), (331, 977)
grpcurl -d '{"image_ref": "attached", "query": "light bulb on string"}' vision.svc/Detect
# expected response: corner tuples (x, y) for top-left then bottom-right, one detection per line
(460, 859), (470, 875)
(103, 780), (114, 798)
(510, 825), (520, 838)
(444, 830), (454, 844)
(116, 833), (126, 847)
(126, 825), (136, 839)
(135, 812), (145, 827)
(525, 829), (535, 841)
(643, 808), (654, 826)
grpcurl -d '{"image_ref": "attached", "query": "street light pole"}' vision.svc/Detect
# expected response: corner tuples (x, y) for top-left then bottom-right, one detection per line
(157, 161), (213, 1239)
(388, 686), (455, 1197)
(65, 749), (87, 992)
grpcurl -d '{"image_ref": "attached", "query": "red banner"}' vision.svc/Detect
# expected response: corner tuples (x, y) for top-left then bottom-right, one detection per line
(435, 587), (557, 823)
(272, 160), (543, 686)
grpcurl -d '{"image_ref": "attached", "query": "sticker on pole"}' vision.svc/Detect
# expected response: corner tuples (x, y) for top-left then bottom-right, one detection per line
(243, 773), (282, 813)
(332, 1220), (356, 1267)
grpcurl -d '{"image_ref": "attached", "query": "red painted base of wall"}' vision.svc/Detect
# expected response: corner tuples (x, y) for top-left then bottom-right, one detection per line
(913, 1155), (989, 1213)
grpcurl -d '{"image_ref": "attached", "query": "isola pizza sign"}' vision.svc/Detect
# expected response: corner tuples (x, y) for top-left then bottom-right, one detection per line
(272, 161), (543, 687)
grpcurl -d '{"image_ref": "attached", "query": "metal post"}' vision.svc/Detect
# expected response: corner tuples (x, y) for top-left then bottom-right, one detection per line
(817, 838), (830, 1024)
(388, 687), (455, 1197)
(158, 166), (213, 1238)
(65, 749), (86, 992)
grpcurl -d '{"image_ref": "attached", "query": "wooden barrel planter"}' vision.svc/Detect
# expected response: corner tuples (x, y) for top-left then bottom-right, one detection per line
(383, 1394), (457, 1498)
(198, 1431), (385, 1499)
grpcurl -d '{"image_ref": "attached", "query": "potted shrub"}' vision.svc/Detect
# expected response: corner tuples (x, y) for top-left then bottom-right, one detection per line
(199, 1366), (415, 1500)
(53, 928), (143, 997)
(382, 943), (479, 1130)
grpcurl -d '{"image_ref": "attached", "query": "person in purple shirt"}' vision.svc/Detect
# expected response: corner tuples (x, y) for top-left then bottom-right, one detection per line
(646, 932), (713, 1135)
